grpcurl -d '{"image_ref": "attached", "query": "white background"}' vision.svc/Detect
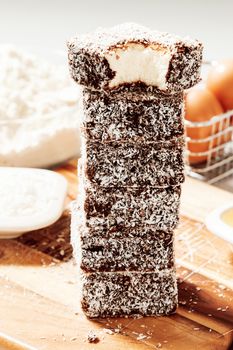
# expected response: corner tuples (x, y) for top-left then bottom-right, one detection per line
(0, 0), (233, 60)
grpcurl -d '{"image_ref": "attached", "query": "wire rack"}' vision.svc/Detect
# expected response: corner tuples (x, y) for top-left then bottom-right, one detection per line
(179, 71), (233, 273)
(185, 60), (233, 185)
(185, 109), (233, 185)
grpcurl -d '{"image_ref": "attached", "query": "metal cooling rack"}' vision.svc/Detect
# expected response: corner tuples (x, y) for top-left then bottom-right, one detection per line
(185, 60), (233, 186)
(185, 109), (233, 185)
(179, 101), (233, 272)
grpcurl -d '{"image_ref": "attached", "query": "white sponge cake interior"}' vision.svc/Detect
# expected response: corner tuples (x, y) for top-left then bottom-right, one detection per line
(105, 43), (171, 89)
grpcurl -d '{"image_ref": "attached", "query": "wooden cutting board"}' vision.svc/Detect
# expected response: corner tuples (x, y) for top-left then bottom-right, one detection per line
(0, 160), (232, 350)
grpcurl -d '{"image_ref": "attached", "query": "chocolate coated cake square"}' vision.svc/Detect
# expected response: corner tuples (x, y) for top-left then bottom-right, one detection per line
(67, 23), (203, 93)
(75, 235), (174, 272)
(80, 270), (178, 318)
(82, 137), (185, 187)
(81, 88), (185, 142)
(71, 207), (174, 272)
(71, 201), (176, 239)
(78, 182), (181, 232)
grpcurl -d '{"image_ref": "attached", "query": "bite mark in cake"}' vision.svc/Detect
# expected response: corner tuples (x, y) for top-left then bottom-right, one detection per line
(67, 23), (203, 92)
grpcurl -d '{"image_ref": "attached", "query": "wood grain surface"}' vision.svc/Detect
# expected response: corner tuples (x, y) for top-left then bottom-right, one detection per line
(0, 159), (232, 350)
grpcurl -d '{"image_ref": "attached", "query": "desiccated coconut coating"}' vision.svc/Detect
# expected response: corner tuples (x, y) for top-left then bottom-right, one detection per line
(76, 233), (174, 273)
(71, 206), (174, 272)
(67, 22), (201, 319)
(78, 181), (181, 232)
(80, 269), (178, 318)
(81, 88), (185, 142)
(67, 23), (203, 93)
(71, 200), (175, 239)
(81, 137), (185, 187)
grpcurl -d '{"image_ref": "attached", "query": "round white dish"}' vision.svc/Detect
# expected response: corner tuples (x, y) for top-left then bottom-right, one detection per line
(205, 202), (233, 244)
(0, 167), (67, 239)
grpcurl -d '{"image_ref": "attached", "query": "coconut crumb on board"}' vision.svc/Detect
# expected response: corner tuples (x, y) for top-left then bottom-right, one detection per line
(136, 334), (148, 341)
(218, 284), (226, 290)
(70, 336), (78, 342)
(131, 331), (152, 341)
(103, 328), (114, 335)
(61, 333), (66, 342)
(87, 331), (100, 344)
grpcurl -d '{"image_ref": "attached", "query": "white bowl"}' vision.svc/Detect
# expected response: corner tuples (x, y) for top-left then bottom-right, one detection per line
(205, 202), (233, 244)
(0, 46), (81, 168)
(0, 107), (81, 168)
(0, 167), (68, 239)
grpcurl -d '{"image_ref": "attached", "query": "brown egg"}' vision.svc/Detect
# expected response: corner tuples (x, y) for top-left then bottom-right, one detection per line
(206, 59), (233, 112)
(184, 84), (231, 165)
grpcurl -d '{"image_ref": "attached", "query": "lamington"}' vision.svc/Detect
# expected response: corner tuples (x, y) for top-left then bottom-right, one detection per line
(78, 235), (174, 272)
(67, 23), (203, 93)
(78, 180), (181, 231)
(80, 269), (178, 318)
(82, 137), (185, 187)
(67, 23), (203, 318)
(71, 205), (174, 272)
(81, 88), (185, 142)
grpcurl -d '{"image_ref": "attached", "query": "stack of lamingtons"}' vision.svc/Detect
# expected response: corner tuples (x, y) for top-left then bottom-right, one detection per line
(68, 23), (203, 318)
